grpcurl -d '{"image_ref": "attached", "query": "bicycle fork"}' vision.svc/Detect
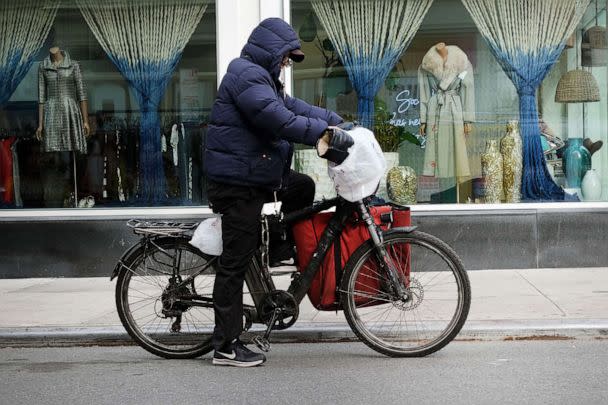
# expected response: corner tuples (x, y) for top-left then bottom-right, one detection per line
(357, 201), (410, 302)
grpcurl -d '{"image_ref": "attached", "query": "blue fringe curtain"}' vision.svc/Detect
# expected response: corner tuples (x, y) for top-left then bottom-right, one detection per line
(347, 46), (404, 129)
(0, 1), (58, 107)
(505, 48), (566, 201)
(461, 0), (590, 201)
(78, 1), (208, 203)
(311, 0), (434, 129)
(0, 49), (29, 107)
(115, 59), (179, 203)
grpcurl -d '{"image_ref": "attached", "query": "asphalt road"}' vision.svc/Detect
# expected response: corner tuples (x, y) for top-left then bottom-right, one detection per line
(0, 340), (607, 405)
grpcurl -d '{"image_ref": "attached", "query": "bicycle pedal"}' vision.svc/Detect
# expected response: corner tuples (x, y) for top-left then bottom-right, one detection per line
(252, 336), (271, 352)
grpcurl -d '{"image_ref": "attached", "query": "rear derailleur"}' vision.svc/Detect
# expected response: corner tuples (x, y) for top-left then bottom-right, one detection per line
(160, 277), (194, 332)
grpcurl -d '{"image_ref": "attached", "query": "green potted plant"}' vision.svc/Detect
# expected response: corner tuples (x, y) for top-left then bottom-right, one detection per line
(373, 99), (422, 202)
(373, 99), (421, 152)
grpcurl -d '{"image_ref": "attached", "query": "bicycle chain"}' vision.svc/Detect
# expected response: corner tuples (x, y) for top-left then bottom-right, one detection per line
(261, 215), (270, 270)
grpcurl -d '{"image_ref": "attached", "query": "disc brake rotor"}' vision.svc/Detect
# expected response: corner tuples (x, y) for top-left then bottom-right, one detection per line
(393, 278), (424, 311)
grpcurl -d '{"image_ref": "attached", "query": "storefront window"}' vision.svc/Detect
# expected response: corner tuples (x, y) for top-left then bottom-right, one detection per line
(0, 0), (216, 209)
(291, 0), (607, 205)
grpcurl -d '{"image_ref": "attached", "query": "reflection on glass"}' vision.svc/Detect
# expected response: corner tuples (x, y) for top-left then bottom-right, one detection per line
(291, 0), (608, 204)
(0, 0), (217, 209)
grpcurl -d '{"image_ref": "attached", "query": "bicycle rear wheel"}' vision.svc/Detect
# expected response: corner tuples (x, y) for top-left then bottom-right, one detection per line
(341, 230), (471, 357)
(115, 237), (217, 359)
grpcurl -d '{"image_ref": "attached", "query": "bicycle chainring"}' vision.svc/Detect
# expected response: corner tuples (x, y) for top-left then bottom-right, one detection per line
(259, 291), (299, 330)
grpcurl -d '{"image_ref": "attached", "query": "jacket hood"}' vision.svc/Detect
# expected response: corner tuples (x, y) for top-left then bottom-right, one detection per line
(241, 18), (302, 80)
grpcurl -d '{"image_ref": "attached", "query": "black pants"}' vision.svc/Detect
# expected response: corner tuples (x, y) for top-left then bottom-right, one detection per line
(207, 170), (315, 350)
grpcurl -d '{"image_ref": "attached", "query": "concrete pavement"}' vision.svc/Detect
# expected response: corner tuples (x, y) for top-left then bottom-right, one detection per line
(0, 268), (607, 346)
(2, 342), (608, 404)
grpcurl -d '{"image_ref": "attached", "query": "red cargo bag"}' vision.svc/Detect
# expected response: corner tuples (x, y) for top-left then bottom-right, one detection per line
(292, 205), (410, 311)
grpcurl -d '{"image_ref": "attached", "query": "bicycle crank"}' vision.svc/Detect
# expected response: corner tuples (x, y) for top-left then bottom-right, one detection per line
(259, 290), (299, 330)
(253, 291), (299, 352)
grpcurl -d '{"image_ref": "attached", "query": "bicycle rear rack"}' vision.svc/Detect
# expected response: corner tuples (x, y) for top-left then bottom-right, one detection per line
(126, 219), (199, 237)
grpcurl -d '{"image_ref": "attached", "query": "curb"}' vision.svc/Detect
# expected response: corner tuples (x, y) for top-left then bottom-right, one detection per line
(1, 320), (607, 348)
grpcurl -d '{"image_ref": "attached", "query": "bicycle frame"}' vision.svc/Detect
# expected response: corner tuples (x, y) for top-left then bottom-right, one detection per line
(112, 189), (474, 358)
(244, 195), (411, 320)
(114, 196), (411, 329)
(250, 197), (355, 308)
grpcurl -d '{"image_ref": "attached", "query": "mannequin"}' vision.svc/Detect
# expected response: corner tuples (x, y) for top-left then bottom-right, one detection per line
(418, 43), (475, 201)
(36, 46), (90, 207)
(36, 46), (89, 151)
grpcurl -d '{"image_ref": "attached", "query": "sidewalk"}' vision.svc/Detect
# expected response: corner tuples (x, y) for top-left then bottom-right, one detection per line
(1, 268), (607, 347)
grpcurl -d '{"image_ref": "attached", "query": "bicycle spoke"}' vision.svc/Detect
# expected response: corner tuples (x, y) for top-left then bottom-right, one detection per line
(343, 231), (470, 356)
(119, 239), (219, 356)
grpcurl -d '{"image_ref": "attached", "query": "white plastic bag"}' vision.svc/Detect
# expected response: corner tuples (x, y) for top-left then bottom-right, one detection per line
(189, 217), (223, 256)
(327, 126), (387, 202)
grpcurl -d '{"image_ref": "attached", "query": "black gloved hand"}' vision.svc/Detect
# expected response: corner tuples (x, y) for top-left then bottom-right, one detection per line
(316, 127), (354, 165)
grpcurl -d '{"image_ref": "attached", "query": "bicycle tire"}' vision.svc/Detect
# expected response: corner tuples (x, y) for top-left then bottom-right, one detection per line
(341, 230), (471, 357)
(115, 237), (217, 359)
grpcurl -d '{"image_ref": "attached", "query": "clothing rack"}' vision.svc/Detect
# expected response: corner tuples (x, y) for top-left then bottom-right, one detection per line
(0, 129), (36, 140)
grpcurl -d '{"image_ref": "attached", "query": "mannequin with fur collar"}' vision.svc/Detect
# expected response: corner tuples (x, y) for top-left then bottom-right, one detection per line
(418, 42), (475, 184)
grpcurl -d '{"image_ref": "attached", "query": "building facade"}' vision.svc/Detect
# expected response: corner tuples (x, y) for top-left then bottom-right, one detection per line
(0, 0), (607, 278)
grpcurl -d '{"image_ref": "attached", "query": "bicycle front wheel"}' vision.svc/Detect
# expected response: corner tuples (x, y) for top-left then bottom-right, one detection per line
(341, 230), (471, 357)
(115, 237), (217, 359)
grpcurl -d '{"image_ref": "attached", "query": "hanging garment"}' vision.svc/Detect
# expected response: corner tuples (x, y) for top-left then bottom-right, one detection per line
(188, 158), (193, 200)
(15, 138), (44, 207)
(176, 123), (190, 201)
(161, 134), (167, 152)
(11, 138), (22, 207)
(418, 45), (475, 180)
(0, 137), (16, 204)
(188, 123), (204, 204)
(83, 133), (104, 200)
(170, 124), (179, 167)
(103, 130), (119, 201)
(122, 127), (138, 201)
(38, 50), (88, 154)
(116, 130), (125, 202)
(162, 127), (179, 200)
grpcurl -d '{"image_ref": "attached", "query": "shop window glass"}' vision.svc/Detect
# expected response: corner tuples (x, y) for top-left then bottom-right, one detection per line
(0, 0), (216, 209)
(291, 0), (607, 204)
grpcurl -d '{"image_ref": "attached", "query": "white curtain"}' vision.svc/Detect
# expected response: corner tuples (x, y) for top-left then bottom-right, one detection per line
(311, 0), (434, 129)
(0, 0), (58, 105)
(77, 0), (208, 202)
(461, 0), (590, 200)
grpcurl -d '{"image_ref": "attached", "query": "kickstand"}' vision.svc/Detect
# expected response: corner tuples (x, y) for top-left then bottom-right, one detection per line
(253, 308), (281, 352)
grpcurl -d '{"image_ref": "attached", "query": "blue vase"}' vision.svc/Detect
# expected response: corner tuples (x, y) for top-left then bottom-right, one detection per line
(562, 138), (591, 188)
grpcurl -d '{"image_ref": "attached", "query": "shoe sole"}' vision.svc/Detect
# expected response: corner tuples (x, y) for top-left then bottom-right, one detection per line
(212, 358), (265, 367)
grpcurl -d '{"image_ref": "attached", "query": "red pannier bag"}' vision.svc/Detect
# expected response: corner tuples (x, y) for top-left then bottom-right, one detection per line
(292, 205), (410, 311)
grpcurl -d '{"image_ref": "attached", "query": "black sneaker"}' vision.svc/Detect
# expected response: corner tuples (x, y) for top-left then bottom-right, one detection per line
(212, 340), (266, 367)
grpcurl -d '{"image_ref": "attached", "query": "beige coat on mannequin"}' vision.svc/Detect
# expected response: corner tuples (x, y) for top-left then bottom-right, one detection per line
(418, 44), (475, 180)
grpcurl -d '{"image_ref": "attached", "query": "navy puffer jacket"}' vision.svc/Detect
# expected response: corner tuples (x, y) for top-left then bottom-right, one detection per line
(204, 18), (343, 190)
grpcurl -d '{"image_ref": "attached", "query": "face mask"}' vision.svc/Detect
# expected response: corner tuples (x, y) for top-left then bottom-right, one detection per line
(279, 66), (286, 87)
